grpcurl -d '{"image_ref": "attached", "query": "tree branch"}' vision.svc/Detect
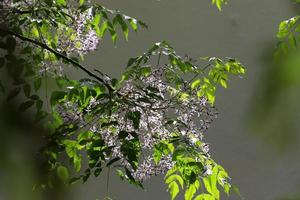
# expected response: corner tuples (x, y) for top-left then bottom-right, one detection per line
(0, 28), (114, 92)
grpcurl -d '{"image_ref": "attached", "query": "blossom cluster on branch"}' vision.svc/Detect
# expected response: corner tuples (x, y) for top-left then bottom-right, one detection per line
(0, 1), (244, 199)
(55, 63), (217, 182)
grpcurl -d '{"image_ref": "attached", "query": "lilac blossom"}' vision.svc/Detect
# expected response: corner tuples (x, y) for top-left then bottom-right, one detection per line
(56, 64), (217, 181)
(1, 3), (100, 76)
(1, 0), (34, 8)
(56, 8), (100, 57)
(132, 155), (175, 182)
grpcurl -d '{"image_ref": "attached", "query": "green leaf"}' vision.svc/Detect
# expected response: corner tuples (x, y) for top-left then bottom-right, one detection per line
(153, 148), (163, 165)
(203, 166), (220, 199)
(56, 0), (66, 6)
(219, 74), (228, 88)
(69, 176), (81, 185)
(92, 13), (102, 33)
(64, 140), (79, 158)
(109, 29), (117, 44)
(212, 0), (227, 11)
(19, 100), (35, 112)
(34, 78), (42, 91)
(7, 87), (21, 101)
(74, 155), (82, 172)
(153, 142), (171, 164)
(140, 67), (151, 76)
(165, 174), (184, 189)
(277, 16), (300, 39)
(124, 167), (144, 188)
(82, 169), (91, 183)
(184, 180), (200, 200)
(194, 194), (214, 200)
(23, 84), (31, 97)
(50, 91), (66, 106)
(137, 20), (148, 29)
(55, 77), (67, 88)
(121, 139), (140, 170)
(30, 94), (39, 100)
(99, 21), (109, 38)
(191, 79), (201, 90)
(79, 0), (85, 6)
(114, 15), (129, 40)
(36, 100), (43, 111)
(203, 177), (212, 195)
(94, 167), (102, 177)
(31, 26), (39, 38)
(165, 167), (177, 178)
(232, 185), (243, 199)
(35, 110), (48, 122)
(129, 18), (138, 32)
(168, 181), (179, 200)
(126, 57), (138, 68)
(126, 111), (141, 129)
(57, 166), (69, 182)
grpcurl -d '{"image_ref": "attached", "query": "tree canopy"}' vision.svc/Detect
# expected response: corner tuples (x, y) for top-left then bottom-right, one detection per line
(0, 1), (247, 200)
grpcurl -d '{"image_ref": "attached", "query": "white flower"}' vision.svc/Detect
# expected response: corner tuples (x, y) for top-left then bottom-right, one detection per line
(203, 165), (213, 176)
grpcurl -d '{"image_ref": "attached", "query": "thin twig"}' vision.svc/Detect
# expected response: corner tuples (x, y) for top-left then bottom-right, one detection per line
(156, 49), (162, 67)
(188, 63), (212, 84)
(0, 28), (115, 92)
(105, 167), (111, 200)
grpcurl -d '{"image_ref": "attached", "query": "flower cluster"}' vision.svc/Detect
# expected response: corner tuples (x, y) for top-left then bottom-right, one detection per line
(39, 8), (100, 76)
(1, 0), (34, 8)
(176, 96), (217, 147)
(133, 155), (175, 182)
(73, 9), (100, 55)
(57, 8), (100, 56)
(0, 0), (34, 25)
(55, 64), (217, 181)
(1, 1), (100, 77)
(56, 101), (84, 126)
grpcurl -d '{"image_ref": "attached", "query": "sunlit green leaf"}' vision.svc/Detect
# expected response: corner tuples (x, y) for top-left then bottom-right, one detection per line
(99, 21), (109, 38)
(129, 18), (138, 31)
(277, 16), (300, 39)
(211, 0), (227, 11)
(166, 174), (184, 189)
(31, 26), (39, 38)
(191, 79), (201, 90)
(79, 0), (85, 6)
(57, 166), (69, 182)
(56, 0), (66, 6)
(194, 193), (214, 200)
(114, 14), (129, 40)
(184, 180), (200, 200)
(168, 181), (179, 200)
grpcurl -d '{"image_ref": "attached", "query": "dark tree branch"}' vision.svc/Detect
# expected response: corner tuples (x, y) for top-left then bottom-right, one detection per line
(0, 28), (115, 92)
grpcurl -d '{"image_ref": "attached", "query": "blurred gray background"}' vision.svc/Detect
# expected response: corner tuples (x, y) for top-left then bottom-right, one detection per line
(1, 0), (300, 199)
